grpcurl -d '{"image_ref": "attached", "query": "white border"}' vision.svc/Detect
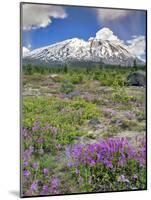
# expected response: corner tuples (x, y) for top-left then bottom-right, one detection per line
(0, 0), (150, 199)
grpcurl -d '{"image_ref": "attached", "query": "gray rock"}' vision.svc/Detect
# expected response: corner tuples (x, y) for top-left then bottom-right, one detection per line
(114, 131), (145, 145)
(66, 91), (80, 98)
(23, 88), (41, 96)
(127, 71), (146, 86)
(88, 118), (100, 126)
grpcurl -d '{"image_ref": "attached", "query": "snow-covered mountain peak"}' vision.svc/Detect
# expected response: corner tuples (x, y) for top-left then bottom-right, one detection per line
(67, 38), (88, 47)
(23, 28), (144, 66)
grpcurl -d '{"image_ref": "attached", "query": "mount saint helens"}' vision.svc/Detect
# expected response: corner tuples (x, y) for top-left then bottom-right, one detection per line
(23, 28), (144, 66)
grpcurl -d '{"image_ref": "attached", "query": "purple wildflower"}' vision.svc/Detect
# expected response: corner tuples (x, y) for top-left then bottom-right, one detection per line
(66, 137), (146, 169)
(41, 185), (49, 195)
(118, 175), (126, 182)
(32, 162), (39, 169)
(22, 128), (30, 138)
(89, 159), (95, 166)
(43, 168), (49, 175)
(36, 137), (43, 144)
(24, 160), (28, 167)
(32, 121), (40, 131)
(44, 122), (50, 131)
(51, 178), (58, 189)
(75, 168), (79, 174)
(30, 180), (39, 192)
(23, 145), (34, 161)
(118, 175), (129, 184)
(28, 145), (34, 154)
(23, 170), (30, 178)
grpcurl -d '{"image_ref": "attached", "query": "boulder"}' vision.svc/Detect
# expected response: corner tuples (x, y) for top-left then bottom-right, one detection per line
(49, 74), (58, 78)
(127, 70), (146, 86)
(88, 118), (100, 126)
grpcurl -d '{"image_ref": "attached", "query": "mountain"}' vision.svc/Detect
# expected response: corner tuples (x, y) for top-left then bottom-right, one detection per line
(23, 28), (144, 67)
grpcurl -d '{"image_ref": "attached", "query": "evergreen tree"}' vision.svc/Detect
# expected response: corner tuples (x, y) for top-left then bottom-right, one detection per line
(26, 64), (32, 75)
(133, 59), (138, 71)
(86, 67), (90, 74)
(64, 64), (68, 73)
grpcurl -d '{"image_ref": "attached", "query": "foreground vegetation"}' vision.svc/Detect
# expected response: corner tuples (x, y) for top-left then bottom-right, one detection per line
(21, 65), (146, 196)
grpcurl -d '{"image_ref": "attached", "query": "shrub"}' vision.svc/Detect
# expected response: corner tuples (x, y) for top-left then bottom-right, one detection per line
(111, 80), (133, 103)
(70, 74), (83, 84)
(60, 81), (75, 94)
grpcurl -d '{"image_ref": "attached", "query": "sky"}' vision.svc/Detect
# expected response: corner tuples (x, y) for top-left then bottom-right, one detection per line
(22, 3), (146, 61)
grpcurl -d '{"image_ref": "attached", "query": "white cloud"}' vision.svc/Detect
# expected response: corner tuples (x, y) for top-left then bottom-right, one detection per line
(23, 46), (30, 56)
(126, 36), (146, 59)
(94, 27), (123, 44)
(23, 4), (67, 30)
(96, 9), (131, 22)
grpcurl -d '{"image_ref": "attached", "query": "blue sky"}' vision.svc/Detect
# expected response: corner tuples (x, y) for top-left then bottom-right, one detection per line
(22, 4), (146, 60)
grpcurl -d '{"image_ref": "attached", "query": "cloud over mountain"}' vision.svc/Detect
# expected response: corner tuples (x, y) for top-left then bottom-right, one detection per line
(96, 9), (131, 22)
(126, 36), (146, 60)
(22, 4), (67, 30)
(94, 28), (124, 44)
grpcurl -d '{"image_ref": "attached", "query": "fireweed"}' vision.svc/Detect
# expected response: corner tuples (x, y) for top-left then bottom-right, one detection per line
(21, 122), (146, 195)
(66, 137), (146, 192)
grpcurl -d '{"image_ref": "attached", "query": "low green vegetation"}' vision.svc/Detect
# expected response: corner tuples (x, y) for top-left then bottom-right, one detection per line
(23, 96), (100, 146)
(23, 64), (145, 85)
(22, 64), (146, 196)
